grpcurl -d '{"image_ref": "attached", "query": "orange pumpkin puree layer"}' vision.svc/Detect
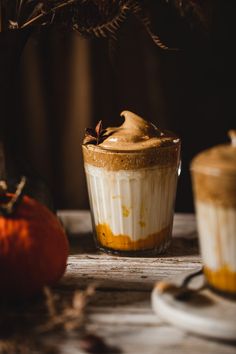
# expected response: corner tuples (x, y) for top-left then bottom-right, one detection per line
(204, 265), (236, 293)
(96, 223), (170, 251)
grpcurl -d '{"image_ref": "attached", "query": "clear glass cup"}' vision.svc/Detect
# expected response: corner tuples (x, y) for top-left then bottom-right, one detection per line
(191, 131), (236, 297)
(82, 141), (181, 256)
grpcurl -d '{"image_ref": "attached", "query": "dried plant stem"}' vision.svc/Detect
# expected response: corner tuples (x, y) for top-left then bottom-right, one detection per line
(130, 0), (177, 50)
(21, 0), (79, 29)
(38, 284), (97, 333)
(0, 284), (98, 353)
(0, 176), (27, 216)
(77, 3), (129, 39)
(43, 287), (58, 318)
(1, 1), (182, 50)
(6, 176), (26, 210)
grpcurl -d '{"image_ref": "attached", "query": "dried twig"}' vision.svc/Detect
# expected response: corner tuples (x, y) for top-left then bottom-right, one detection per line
(0, 181), (7, 195)
(129, 0), (177, 50)
(38, 284), (97, 333)
(75, 1), (129, 39)
(21, 0), (79, 29)
(0, 176), (27, 216)
(0, 284), (99, 353)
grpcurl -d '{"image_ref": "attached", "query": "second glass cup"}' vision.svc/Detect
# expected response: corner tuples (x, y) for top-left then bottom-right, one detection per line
(191, 130), (236, 296)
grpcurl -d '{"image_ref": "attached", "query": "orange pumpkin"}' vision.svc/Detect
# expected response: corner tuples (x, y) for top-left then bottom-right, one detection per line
(0, 189), (69, 298)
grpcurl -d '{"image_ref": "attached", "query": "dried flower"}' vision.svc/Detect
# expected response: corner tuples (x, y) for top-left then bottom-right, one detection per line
(83, 120), (109, 145)
(39, 284), (97, 333)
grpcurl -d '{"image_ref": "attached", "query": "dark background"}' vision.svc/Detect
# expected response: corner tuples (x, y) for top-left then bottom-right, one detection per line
(1, 0), (235, 212)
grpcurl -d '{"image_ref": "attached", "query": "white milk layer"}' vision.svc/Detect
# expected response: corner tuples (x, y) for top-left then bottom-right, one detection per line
(196, 201), (236, 271)
(84, 163), (178, 241)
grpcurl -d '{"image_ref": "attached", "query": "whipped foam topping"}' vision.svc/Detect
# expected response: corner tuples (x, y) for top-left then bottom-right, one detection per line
(99, 111), (178, 151)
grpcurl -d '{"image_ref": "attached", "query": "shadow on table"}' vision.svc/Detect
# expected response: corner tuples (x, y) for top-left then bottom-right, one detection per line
(166, 235), (199, 257)
(68, 232), (97, 254)
(68, 232), (199, 257)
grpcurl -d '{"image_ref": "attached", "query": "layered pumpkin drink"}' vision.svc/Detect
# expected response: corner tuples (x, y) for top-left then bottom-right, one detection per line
(191, 130), (236, 296)
(82, 111), (180, 255)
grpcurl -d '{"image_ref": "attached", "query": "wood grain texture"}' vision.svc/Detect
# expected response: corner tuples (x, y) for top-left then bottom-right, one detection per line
(59, 212), (200, 291)
(54, 212), (236, 353)
(2, 212), (235, 354)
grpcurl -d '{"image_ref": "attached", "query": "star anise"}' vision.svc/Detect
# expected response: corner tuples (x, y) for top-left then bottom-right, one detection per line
(83, 120), (108, 145)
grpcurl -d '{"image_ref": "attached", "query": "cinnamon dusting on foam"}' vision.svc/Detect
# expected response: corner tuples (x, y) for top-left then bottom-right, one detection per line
(192, 173), (236, 207)
(191, 132), (236, 207)
(82, 111), (180, 170)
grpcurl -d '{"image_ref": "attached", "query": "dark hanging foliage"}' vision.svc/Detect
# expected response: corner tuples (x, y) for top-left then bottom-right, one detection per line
(0, 1), (211, 49)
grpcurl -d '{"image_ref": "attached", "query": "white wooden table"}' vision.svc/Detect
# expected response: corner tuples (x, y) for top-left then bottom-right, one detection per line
(56, 211), (236, 354)
(2, 212), (235, 354)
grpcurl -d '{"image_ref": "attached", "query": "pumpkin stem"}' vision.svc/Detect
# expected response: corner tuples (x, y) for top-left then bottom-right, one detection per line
(0, 176), (27, 216)
(0, 180), (7, 195)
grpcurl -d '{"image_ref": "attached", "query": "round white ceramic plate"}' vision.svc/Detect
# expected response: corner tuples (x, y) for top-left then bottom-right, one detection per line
(151, 270), (236, 341)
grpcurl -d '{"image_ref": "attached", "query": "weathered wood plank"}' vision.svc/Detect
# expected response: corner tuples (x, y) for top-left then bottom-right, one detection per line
(55, 212), (236, 354)
(61, 255), (201, 291)
(84, 322), (236, 354)
(3, 212), (233, 354)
